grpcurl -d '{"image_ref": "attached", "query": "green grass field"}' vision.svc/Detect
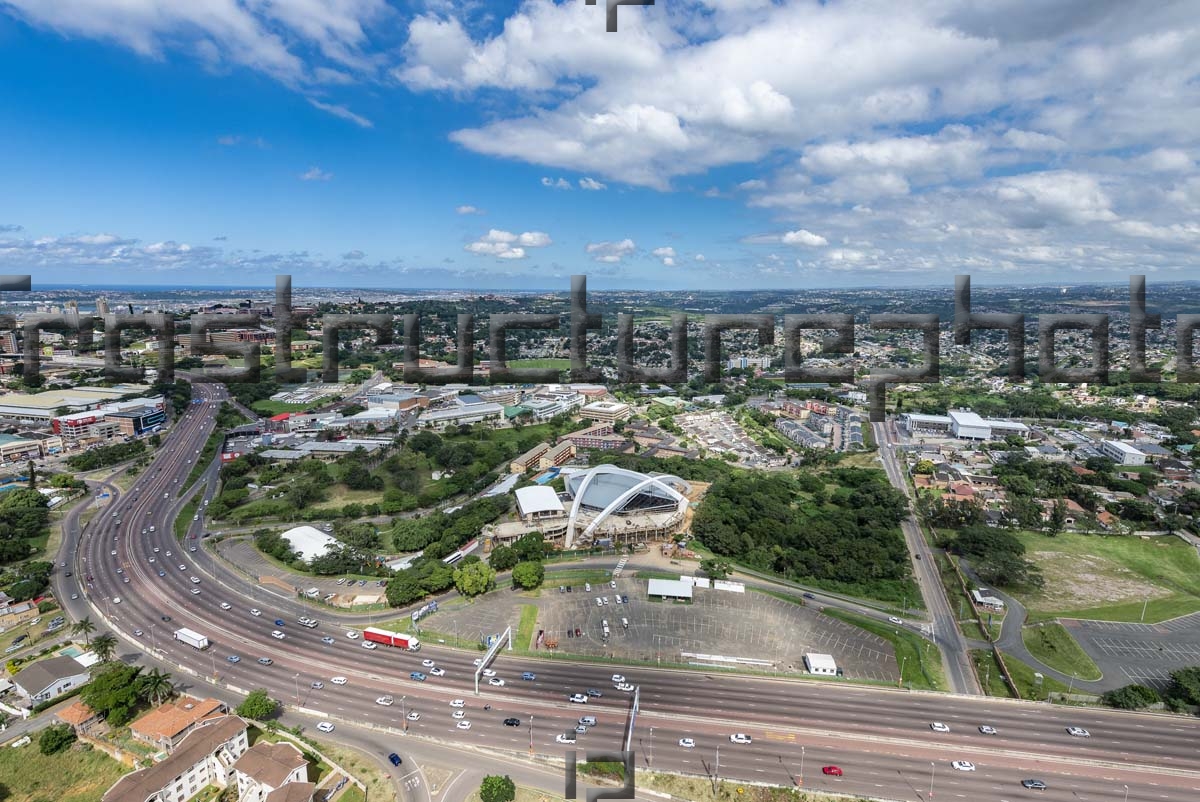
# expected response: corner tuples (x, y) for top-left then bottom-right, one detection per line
(0, 743), (129, 802)
(1022, 622), (1102, 681)
(515, 604), (538, 650)
(1014, 530), (1200, 622)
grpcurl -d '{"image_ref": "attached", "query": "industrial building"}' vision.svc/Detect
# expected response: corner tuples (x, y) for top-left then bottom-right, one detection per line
(580, 401), (632, 423)
(1100, 440), (1147, 466)
(899, 410), (1029, 441)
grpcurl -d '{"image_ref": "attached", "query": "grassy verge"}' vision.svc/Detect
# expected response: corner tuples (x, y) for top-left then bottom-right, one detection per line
(1021, 622), (1102, 681)
(932, 551), (987, 641)
(0, 742), (128, 802)
(970, 649), (1016, 697)
(822, 608), (947, 691)
(1001, 651), (1075, 700)
(175, 492), (203, 540)
(547, 568), (618, 585)
(515, 604), (538, 650)
(185, 428), (223, 489)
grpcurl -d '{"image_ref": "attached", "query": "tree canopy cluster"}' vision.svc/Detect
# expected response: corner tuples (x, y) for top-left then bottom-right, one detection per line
(66, 440), (147, 471)
(939, 525), (1044, 589)
(0, 488), (50, 567)
(692, 468), (912, 599)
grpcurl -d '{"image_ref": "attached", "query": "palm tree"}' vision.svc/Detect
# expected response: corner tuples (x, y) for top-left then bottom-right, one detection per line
(72, 617), (96, 646)
(91, 633), (118, 663)
(139, 668), (174, 706)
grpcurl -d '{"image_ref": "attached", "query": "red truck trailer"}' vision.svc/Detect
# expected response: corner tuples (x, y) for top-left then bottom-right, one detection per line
(363, 626), (421, 651)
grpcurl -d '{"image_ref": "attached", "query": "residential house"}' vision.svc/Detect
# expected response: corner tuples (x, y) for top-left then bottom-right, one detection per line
(233, 741), (313, 802)
(102, 716), (249, 802)
(131, 696), (229, 752)
(11, 654), (91, 705)
(55, 700), (101, 735)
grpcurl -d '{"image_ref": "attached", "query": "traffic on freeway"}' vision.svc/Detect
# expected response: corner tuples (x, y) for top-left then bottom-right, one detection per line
(55, 381), (1200, 802)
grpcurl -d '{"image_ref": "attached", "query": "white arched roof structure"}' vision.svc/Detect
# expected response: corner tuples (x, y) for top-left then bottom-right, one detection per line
(564, 465), (690, 547)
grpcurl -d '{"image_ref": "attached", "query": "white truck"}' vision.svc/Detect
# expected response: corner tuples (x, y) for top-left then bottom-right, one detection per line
(173, 627), (209, 650)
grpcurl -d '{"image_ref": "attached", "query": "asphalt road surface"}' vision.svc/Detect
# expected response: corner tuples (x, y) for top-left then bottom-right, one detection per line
(48, 389), (1200, 802)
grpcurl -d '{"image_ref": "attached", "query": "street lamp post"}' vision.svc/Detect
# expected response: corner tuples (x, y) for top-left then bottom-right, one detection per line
(928, 761), (935, 799)
(799, 745), (804, 787)
(714, 746), (720, 790)
(1140, 597), (1149, 623)
(899, 656), (908, 687)
(149, 624), (158, 653)
(1123, 785), (1129, 802)
(1068, 672), (1077, 696)
(529, 715), (534, 755)
(649, 726), (654, 769)
(293, 673), (300, 704)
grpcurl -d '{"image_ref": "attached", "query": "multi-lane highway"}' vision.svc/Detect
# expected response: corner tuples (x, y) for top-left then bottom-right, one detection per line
(52, 389), (1200, 802)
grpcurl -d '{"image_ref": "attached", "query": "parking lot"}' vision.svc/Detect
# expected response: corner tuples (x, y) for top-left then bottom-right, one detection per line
(536, 577), (899, 681)
(1066, 613), (1200, 691)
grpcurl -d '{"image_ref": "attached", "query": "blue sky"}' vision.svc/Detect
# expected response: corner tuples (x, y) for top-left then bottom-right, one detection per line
(0, 1), (1198, 289)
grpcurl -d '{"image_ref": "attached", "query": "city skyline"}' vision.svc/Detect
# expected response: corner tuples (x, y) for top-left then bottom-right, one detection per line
(0, 1), (1197, 289)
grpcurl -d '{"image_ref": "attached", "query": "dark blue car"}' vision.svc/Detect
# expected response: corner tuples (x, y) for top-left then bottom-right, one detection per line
(410, 672), (426, 682)
(522, 672), (536, 681)
(388, 753), (402, 766)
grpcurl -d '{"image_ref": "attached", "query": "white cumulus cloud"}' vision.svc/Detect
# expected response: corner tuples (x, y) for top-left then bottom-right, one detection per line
(465, 229), (553, 260)
(586, 239), (637, 263)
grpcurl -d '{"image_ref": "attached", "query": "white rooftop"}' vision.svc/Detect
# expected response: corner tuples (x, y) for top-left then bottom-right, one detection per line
(514, 485), (565, 517)
(804, 653), (838, 671)
(281, 525), (339, 563)
(1103, 440), (1145, 455)
(647, 578), (694, 599)
(948, 410), (987, 427)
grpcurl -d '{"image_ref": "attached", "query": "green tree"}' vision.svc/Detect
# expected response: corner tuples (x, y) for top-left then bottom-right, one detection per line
(489, 545), (519, 572)
(91, 633), (118, 663)
(38, 723), (76, 756)
(83, 663), (144, 727)
(453, 561), (496, 597)
(1101, 683), (1161, 710)
(699, 558), (733, 580)
(479, 775), (516, 802)
(511, 561), (545, 590)
(1164, 667), (1200, 706)
(72, 616), (96, 645)
(236, 689), (279, 721)
(139, 668), (174, 706)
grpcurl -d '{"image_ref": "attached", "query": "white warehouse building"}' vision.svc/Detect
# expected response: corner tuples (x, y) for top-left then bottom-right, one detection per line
(1100, 440), (1147, 466)
(804, 653), (838, 676)
(899, 410), (1029, 441)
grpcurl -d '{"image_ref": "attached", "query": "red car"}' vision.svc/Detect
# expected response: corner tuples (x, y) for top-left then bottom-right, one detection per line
(822, 766), (843, 777)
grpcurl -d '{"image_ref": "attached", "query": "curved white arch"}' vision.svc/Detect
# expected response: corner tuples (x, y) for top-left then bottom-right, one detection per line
(565, 465), (690, 547)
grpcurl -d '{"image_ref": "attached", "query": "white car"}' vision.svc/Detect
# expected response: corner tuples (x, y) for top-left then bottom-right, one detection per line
(316, 722), (335, 733)
(679, 738), (696, 748)
(422, 659), (435, 667)
(330, 676), (347, 685)
(346, 631), (360, 639)
(611, 674), (626, 683)
(220, 602), (232, 611)
(271, 630), (285, 640)
(112, 597), (122, 604)
(556, 733), (577, 744)
(930, 722), (950, 733)
(452, 710), (466, 719)
(110, 550), (117, 556)
(430, 667), (446, 677)
(407, 711), (420, 721)
(615, 682), (634, 692)
(456, 721), (471, 730)
(951, 761), (976, 772)
(250, 609), (262, 617)
(449, 699), (465, 708)
(190, 576), (201, 584)
(376, 696), (394, 706)
(1066, 727), (1091, 738)
(889, 616), (903, 625)
(489, 677), (506, 687)
(979, 725), (997, 735)
(473, 658), (483, 666)
(153, 547), (160, 553)
(569, 693), (588, 704)
(190, 588), (201, 595)
(729, 733), (752, 744)
(361, 641), (377, 650)
(482, 669), (497, 677)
